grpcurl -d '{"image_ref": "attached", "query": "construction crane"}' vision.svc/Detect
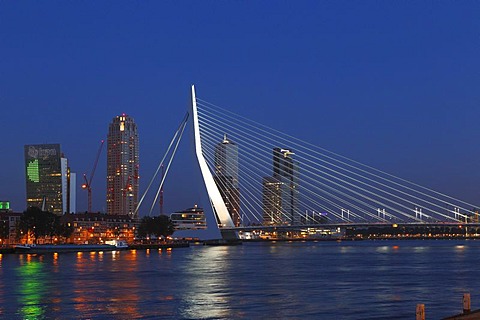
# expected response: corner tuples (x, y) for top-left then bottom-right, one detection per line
(82, 140), (105, 213)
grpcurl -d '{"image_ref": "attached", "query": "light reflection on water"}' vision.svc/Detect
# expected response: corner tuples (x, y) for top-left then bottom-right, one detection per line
(15, 258), (47, 319)
(0, 241), (480, 319)
(180, 247), (233, 319)
(71, 249), (141, 319)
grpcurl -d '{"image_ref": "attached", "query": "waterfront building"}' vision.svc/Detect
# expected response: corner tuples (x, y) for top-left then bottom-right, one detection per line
(214, 134), (241, 226)
(170, 205), (207, 230)
(106, 114), (139, 217)
(24, 144), (76, 214)
(0, 211), (22, 245)
(62, 212), (138, 244)
(262, 148), (299, 225)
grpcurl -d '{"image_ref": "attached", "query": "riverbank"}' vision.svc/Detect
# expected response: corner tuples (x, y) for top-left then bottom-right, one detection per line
(0, 241), (190, 254)
(244, 235), (480, 242)
(0, 247), (14, 254)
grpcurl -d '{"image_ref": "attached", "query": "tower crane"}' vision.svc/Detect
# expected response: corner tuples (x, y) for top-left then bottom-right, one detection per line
(82, 140), (105, 212)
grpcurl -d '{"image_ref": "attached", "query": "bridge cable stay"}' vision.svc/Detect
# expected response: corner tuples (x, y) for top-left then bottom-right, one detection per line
(198, 107), (416, 223)
(134, 113), (189, 217)
(199, 114), (387, 224)
(196, 104), (446, 221)
(196, 100), (464, 219)
(198, 98), (476, 214)
(199, 123), (348, 223)
(199, 97), (472, 217)
(194, 97), (478, 226)
(198, 105), (365, 224)
(148, 113), (189, 216)
(198, 107), (464, 222)
(199, 116), (395, 223)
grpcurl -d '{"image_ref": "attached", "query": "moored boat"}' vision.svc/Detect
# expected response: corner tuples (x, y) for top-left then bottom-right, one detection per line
(104, 239), (129, 249)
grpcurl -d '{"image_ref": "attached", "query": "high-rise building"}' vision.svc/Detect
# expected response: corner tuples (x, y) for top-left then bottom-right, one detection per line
(262, 148), (298, 225)
(106, 113), (139, 217)
(24, 144), (76, 214)
(61, 158), (76, 214)
(214, 134), (241, 226)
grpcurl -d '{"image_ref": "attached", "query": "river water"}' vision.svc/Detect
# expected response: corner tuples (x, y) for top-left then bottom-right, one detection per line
(0, 240), (479, 319)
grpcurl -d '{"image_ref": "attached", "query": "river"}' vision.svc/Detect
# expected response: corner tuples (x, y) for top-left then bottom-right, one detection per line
(1, 240), (479, 319)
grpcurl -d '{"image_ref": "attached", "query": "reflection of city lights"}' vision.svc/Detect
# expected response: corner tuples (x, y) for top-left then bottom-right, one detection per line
(16, 261), (46, 319)
(179, 247), (232, 319)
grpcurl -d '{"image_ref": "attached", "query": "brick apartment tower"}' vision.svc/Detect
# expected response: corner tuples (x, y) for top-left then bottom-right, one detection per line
(106, 114), (139, 217)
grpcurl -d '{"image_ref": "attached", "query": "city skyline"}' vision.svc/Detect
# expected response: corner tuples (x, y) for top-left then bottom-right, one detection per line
(1, 2), (479, 216)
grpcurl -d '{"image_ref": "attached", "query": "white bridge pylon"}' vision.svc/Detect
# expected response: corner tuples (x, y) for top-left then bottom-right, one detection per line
(191, 85), (237, 237)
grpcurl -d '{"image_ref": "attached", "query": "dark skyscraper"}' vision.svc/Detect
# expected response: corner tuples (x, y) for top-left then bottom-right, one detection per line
(262, 148), (298, 225)
(24, 144), (69, 215)
(106, 114), (139, 217)
(214, 134), (241, 226)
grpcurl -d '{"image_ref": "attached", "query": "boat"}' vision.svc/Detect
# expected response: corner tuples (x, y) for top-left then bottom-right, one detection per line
(104, 239), (129, 249)
(14, 242), (128, 254)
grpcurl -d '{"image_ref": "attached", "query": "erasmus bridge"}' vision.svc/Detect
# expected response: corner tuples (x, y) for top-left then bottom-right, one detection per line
(140, 86), (480, 240)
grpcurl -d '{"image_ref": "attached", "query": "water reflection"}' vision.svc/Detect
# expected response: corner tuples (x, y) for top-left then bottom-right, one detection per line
(180, 247), (233, 319)
(413, 246), (429, 253)
(1, 241), (480, 319)
(72, 250), (141, 318)
(15, 257), (47, 319)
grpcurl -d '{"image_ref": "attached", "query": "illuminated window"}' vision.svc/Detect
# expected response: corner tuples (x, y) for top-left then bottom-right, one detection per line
(27, 159), (40, 182)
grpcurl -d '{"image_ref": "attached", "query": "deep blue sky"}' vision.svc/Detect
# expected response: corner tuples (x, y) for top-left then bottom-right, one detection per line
(1, 1), (479, 214)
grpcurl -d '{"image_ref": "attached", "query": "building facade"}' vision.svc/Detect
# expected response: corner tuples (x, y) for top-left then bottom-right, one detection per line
(214, 134), (241, 226)
(170, 205), (207, 230)
(61, 157), (76, 214)
(106, 114), (139, 217)
(0, 211), (22, 246)
(262, 148), (299, 225)
(63, 212), (138, 244)
(25, 144), (62, 213)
